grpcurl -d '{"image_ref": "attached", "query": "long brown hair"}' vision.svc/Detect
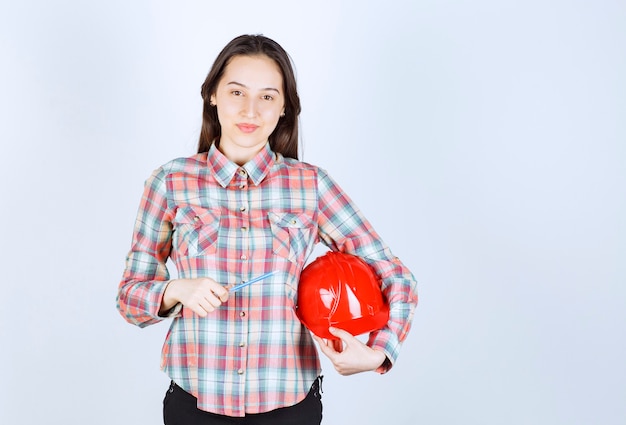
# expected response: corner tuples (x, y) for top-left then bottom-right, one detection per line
(198, 35), (301, 159)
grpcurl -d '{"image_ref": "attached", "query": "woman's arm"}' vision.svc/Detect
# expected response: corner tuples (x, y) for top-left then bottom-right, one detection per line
(116, 166), (177, 327)
(315, 168), (419, 373)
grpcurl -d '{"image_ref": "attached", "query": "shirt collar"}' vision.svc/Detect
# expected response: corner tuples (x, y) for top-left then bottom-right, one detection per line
(206, 143), (276, 187)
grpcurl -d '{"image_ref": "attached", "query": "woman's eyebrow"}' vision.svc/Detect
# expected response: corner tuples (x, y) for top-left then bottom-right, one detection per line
(226, 81), (280, 93)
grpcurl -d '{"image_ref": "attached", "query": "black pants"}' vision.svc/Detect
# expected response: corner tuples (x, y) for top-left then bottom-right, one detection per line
(163, 378), (323, 425)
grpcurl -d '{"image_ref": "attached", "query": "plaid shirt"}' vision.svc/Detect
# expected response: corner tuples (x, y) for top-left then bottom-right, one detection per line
(116, 143), (418, 416)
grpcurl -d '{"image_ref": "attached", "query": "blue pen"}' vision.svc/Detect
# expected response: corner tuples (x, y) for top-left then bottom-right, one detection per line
(229, 271), (278, 293)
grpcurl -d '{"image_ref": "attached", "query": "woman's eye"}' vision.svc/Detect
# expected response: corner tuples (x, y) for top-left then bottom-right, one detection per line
(231, 90), (243, 96)
(262, 95), (274, 101)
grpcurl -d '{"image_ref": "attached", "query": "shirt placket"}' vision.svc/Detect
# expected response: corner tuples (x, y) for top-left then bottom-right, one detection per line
(234, 167), (250, 408)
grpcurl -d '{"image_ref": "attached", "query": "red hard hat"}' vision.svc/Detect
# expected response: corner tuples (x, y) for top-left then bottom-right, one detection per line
(296, 251), (389, 340)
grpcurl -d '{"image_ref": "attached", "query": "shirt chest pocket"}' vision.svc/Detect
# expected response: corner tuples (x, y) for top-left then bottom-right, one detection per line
(172, 205), (221, 257)
(268, 211), (316, 264)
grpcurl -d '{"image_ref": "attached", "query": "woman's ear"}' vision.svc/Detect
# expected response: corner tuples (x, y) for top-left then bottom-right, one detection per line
(210, 94), (217, 106)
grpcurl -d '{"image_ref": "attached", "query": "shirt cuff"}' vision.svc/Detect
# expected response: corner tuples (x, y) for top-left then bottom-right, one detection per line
(368, 329), (402, 374)
(158, 302), (183, 318)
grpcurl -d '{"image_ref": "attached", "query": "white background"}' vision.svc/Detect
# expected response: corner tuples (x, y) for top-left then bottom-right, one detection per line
(1, 1), (625, 424)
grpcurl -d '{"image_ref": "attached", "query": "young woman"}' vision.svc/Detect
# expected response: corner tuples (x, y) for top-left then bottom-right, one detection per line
(117, 34), (418, 425)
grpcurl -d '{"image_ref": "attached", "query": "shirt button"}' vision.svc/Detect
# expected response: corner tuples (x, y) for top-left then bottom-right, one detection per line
(237, 369), (244, 375)
(240, 311), (246, 317)
(241, 226), (248, 232)
(239, 169), (247, 177)
(239, 342), (246, 348)
(240, 254), (248, 260)
(240, 206), (246, 212)
(239, 183), (246, 189)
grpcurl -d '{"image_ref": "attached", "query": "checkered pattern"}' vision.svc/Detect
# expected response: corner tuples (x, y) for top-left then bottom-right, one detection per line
(117, 143), (418, 416)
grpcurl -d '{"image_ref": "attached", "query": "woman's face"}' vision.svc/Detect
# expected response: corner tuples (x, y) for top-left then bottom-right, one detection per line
(211, 54), (285, 165)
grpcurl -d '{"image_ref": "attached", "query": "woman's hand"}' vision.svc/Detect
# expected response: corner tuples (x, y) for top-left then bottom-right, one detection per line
(160, 278), (229, 317)
(313, 327), (387, 376)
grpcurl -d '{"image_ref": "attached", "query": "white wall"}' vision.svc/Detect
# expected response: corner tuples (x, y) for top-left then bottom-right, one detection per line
(1, 1), (624, 424)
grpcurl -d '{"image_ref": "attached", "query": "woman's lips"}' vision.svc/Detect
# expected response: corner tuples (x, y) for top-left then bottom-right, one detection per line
(236, 123), (259, 133)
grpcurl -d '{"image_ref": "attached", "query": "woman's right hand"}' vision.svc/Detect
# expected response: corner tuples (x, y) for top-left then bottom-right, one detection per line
(160, 278), (229, 317)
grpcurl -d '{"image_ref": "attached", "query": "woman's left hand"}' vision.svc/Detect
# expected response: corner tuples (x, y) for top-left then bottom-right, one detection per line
(313, 327), (387, 376)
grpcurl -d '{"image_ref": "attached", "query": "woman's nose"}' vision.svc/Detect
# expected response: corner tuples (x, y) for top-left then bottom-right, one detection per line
(242, 98), (258, 117)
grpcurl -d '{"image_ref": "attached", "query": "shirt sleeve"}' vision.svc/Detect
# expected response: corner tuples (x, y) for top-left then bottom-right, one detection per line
(315, 168), (418, 373)
(116, 166), (179, 328)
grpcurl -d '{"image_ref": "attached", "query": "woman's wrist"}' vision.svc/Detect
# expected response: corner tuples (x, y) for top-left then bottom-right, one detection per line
(159, 280), (180, 315)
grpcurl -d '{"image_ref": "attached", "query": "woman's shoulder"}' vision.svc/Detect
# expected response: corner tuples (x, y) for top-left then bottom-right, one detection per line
(152, 152), (208, 176)
(276, 155), (329, 177)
